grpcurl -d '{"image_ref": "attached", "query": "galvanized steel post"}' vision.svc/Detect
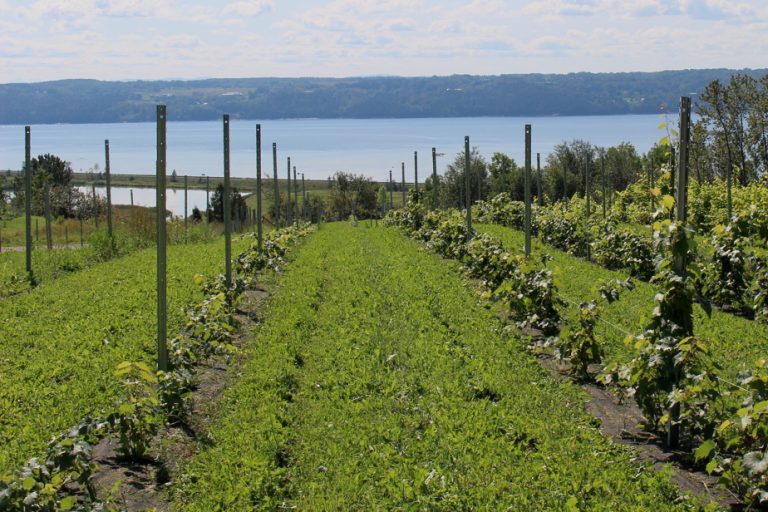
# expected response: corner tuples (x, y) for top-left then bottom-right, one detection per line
(223, 114), (232, 289)
(105, 140), (113, 238)
(156, 105), (168, 372)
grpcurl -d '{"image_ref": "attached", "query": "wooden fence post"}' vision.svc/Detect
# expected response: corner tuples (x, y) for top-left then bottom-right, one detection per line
(668, 96), (692, 449)
(156, 105), (168, 372)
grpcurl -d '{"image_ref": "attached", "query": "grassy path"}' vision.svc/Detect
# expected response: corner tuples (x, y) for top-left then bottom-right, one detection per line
(175, 223), (700, 510)
(477, 223), (768, 378)
(0, 237), (247, 474)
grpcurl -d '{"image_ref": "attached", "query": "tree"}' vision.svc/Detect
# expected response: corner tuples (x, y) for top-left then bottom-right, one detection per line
(697, 75), (755, 185)
(544, 140), (596, 201)
(487, 152), (521, 199)
(326, 172), (378, 220)
(607, 142), (642, 192)
(441, 146), (488, 208)
(12, 154), (76, 217)
(207, 183), (247, 222)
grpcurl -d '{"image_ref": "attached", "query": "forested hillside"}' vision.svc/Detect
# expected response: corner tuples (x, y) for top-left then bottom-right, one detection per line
(2, 68), (766, 124)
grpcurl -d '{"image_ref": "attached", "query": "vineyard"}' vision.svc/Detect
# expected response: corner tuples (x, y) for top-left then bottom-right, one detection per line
(2, 88), (768, 511)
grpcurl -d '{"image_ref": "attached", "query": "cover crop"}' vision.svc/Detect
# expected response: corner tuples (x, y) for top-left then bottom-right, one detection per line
(174, 222), (702, 510)
(0, 237), (247, 474)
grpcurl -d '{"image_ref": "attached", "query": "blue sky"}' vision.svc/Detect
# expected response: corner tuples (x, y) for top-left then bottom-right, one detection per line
(1, 0), (766, 83)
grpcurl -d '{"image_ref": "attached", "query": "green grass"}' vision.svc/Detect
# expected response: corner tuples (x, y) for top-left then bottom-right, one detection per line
(0, 248), (92, 296)
(174, 222), (704, 510)
(477, 223), (768, 379)
(0, 236), (248, 475)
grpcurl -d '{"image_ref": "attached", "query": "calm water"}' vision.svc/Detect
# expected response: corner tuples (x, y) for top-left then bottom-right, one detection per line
(79, 186), (209, 217)
(0, 116), (668, 182)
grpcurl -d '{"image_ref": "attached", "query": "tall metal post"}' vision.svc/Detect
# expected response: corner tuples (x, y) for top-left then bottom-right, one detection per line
(24, 126), (32, 274)
(155, 105), (168, 372)
(272, 142), (280, 228)
(223, 114), (232, 289)
(563, 160), (568, 205)
(205, 176), (210, 224)
(130, 189), (134, 206)
(465, 136), (472, 233)
(648, 158), (655, 214)
(524, 125), (532, 258)
(105, 139), (113, 238)
(44, 184), (52, 250)
(389, 169), (394, 209)
(601, 155), (607, 219)
(537, 152), (543, 206)
(256, 124), (262, 251)
(184, 174), (188, 231)
(301, 173), (306, 220)
(401, 162), (406, 205)
(670, 146), (677, 218)
(432, 147), (438, 209)
(585, 155), (592, 261)
(293, 166), (298, 224)
(286, 157), (292, 225)
(414, 151), (418, 197)
(92, 183), (99, 228)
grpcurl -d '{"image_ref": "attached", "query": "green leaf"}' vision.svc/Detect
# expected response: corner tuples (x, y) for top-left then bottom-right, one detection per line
(118, 402), (135, 415)
(694, 439), (716, 461)
(658, 122), (668, 130)
(22, 476), (36, 491)
(59, 496), (78, 510)
(705, 458), (717, 474)
(661, 195), (675, 211)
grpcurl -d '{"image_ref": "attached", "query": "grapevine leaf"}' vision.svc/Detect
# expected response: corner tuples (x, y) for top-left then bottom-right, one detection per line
(743, 451), (768, 477)
(694, 439), (716, 462)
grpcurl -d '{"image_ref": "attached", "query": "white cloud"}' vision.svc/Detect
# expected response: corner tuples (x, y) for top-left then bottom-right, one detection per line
(222, 0), (273, 17)
(1, 0), (767, 82)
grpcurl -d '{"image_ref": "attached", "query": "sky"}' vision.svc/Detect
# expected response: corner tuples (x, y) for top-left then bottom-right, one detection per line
(1, 0), (766, 83)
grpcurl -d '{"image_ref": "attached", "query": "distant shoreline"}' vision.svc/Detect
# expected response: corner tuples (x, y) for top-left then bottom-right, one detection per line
(2, 69), (764, 125)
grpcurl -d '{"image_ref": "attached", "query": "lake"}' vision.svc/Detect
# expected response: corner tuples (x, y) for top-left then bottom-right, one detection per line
(0, 115), (669, 182)
(79, 186), (210, 217)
